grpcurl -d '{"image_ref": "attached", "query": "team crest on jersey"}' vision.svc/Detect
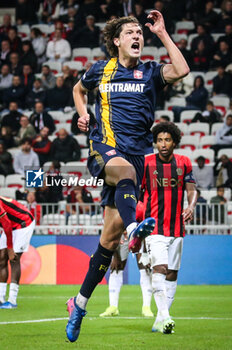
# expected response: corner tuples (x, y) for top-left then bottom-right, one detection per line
(176, 168), (183, 176)
(106, 150), (117, 156)
(134, 70), (143, 79)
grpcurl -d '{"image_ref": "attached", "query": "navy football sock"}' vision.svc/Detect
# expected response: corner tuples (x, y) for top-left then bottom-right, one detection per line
(80, 243), (113, 299)
(114, 178), (137, 228)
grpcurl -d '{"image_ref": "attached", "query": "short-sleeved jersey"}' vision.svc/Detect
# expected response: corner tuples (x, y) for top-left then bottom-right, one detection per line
(81, 58), (166, 155)
(0, 197), (34, 230)
(141, 153), (195, 237)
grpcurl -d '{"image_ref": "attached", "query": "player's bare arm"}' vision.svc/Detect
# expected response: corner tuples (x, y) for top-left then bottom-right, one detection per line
(145, 10), (190, 83)
(73, 80), (90, 132)
(183, 182), (197, 222)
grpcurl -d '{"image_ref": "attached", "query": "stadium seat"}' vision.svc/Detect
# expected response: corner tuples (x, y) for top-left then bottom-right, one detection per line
(17, 24), (30, 38)
(211, 33), (224, 42)
(81, 148), (89, 161)
(191, 71), (206, 80)
(56, 123), (71, 134)
(187, 33), (198, 48)
(95, 22), (105, 30)
(43, 61), (62, 74)
(48, 135), (56, 142)
(157, 47), (170, 63)
(140, 46), (158, 61)
(5, 174), (25, 189)
(165, 97), (186, 110)
(89, 189), (101, 202)
(31, 24), (54, 35)
(218, 149), (232, 161)
(205, 71), (218, 91)
(174, 148), (193, 160)
(62, 161), (88, 176)
(92, 48), (106, 60)
(91, 213), (103, 225)
(171, 33), (188, 44)
(74, 134), (88, 148)
(180, 135), (200, 150)
(180, 110), (199, 123)
(201, 188), (231, 202)
(211, 122), (223, 135)
(63, 60), (83, 71)
(7, 148), (19, 158)
(43, 161), (65, 171)
(192, 149), (215, 164)
(227, 201), (232, 225)
(72, 48), (92, 65)
(0, 187), (16, 198)
(0, 175), (5, 187)
(48, 110), (65, 123)
(154, 110), (174, 122)
(199, 135), (215, 148)
(211, 96), (230, 116)
(175, 122), (188, 135)
(175, 21), (195, 34)
(41, 214), (66, 234)
(188, 123), (210, 137)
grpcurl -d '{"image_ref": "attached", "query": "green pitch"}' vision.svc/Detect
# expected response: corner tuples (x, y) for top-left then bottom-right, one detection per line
(0, 285), (232, 350)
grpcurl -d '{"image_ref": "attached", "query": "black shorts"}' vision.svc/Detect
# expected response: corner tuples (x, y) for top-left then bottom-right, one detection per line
(87, 141), (145, 206)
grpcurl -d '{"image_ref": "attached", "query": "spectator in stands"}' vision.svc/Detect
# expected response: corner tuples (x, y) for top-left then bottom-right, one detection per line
(1, 101), (22, 136)
(193, 156), (214, 189)
(59, 6), (78, 24)
(9, 52), (22, 75)
(37, 0), (61, 24)
(178, 38), (193, 70)
(172, 76), (208, 122)
(20, 64), (35, 94)
(76, 0), (100, 25)
(0, 14), (12, 36)
(45, 160), (64, 202)
(45, 76), (73, 110)
(29, 101), (55, 134)
(41, 64), (56, 90)
(75, 15), (100, 49)
(62, 65), (77, 89)
(190, 24), (214, 56)
(192, 40), (210, 72)
(7, 27), (22, 53)
(0, 126), (16, 149)
(15, 0), (38, 25)
(19, 41), (37, 73)
(25, 78), (46, 109)
(32, 126), (52, 165)
(0, 64), (13, 90)
(217, 0), (232, 31)
(30, 28), (47, 69)
(0, 40), (11, 67)
(211, 41), (232, 69)
(210, 186), (227, 223)
(13, 137), (40, 175)
(26, 191), (41, 225)
(190, 101), (222, 129)
(215, 154), (232, 189)
(159, 115), (170, 123)
(212, 64), (232, 97)
(195, 189), (207, 226)
(15, 115), (36, 144)
(217, 23), (232, 51)
(65, 19), (76, 48)
(211, 114), (232, 155)
(0, 142), (14, 175)
(46, 28), (71, 63)
(66, 185), (94, 218)
(99, 0), (120, 20)
(196, 0), (220, 31)
(50, 128), (81, 162)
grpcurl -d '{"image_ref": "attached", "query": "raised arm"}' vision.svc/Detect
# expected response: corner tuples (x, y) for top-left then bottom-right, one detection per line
(73, 80), (90, 132)
(145, 10), (190, 84)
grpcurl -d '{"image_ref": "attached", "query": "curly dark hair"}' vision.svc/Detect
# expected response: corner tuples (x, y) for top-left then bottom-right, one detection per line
(103, 16), (141, 57)
(152, 122), (182, 146)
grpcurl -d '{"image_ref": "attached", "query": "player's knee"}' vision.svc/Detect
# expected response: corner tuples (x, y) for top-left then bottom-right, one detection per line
(153, 264), (168, 275)
(118, 165), (136, 184)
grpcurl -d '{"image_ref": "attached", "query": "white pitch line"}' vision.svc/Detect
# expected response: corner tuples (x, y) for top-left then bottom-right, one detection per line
(1, 316), (232, 325)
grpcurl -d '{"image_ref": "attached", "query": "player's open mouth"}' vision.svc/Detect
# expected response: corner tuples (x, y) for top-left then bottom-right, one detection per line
(131, 42), (140, 52)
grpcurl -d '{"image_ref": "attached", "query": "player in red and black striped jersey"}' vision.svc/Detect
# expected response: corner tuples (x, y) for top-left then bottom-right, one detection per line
(138, 122), (197, 334)
(0, 196), (35, 309)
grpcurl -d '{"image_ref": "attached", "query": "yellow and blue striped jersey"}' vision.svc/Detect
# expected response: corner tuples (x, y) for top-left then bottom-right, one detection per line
(81, 58), (166, 155)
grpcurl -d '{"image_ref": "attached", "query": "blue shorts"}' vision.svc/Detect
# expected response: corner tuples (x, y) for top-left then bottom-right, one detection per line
(87, 141), (145, 207)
